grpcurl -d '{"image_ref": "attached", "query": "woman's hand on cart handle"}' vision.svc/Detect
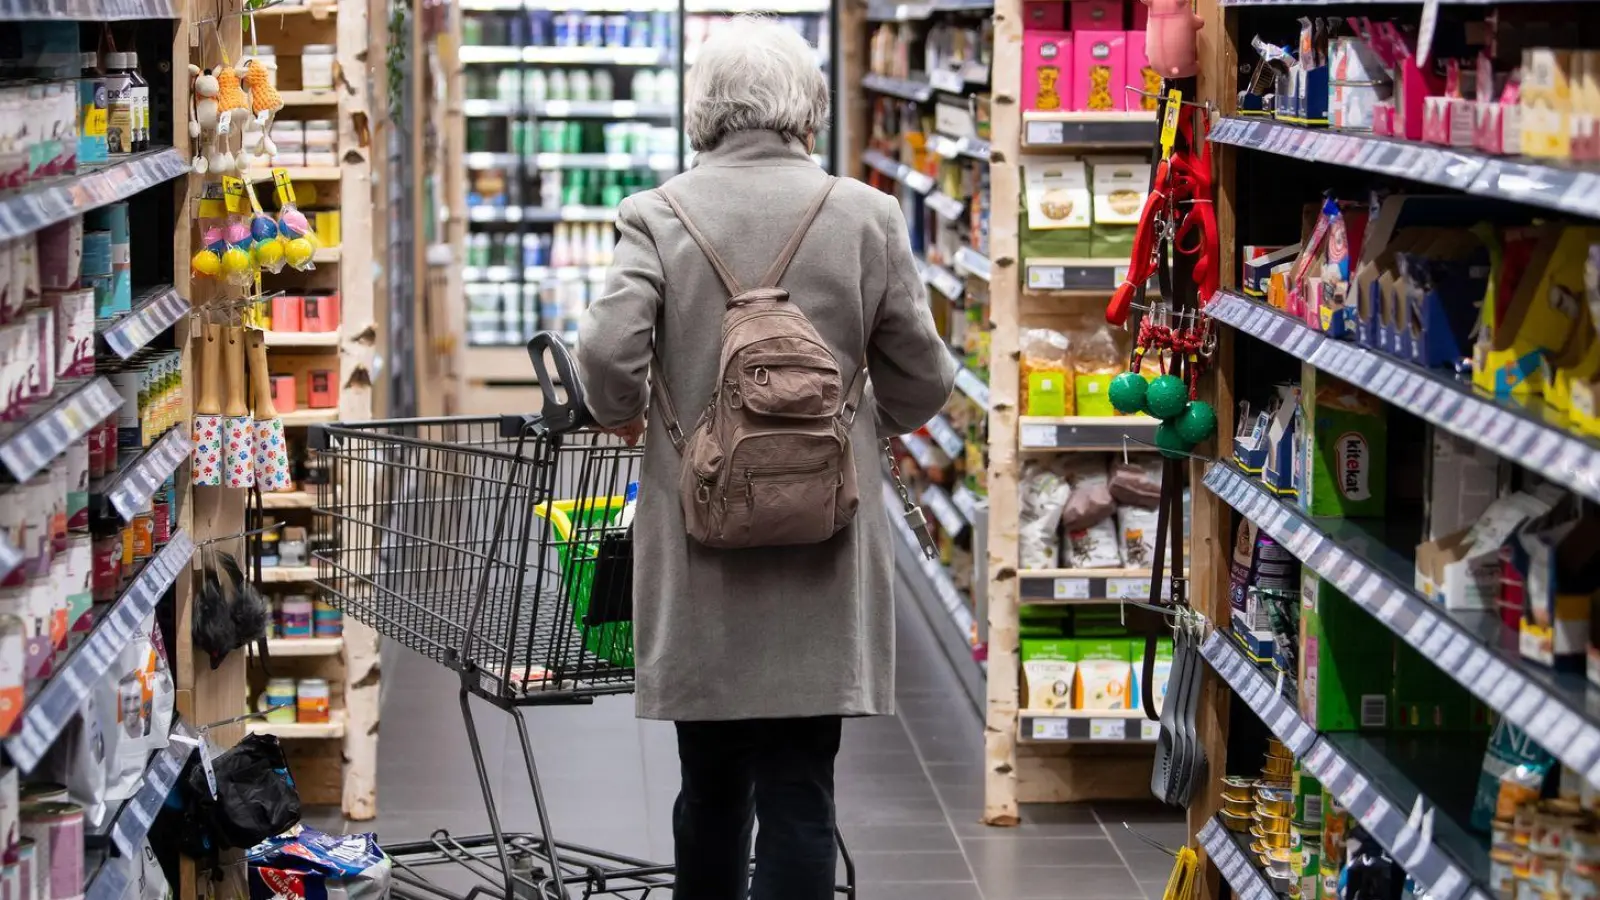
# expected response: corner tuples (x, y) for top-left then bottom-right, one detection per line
(601, 415), (646, 446)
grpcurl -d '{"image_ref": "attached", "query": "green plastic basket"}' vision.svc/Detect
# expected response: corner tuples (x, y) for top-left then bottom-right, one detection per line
(537, 498), (634, 669)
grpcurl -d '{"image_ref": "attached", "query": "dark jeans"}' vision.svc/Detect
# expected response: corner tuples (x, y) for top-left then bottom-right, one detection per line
(673, 716), (841, 900)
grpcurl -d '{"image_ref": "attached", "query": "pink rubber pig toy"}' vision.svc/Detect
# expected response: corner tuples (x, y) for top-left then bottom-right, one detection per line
(1142, 0), (1204, 79)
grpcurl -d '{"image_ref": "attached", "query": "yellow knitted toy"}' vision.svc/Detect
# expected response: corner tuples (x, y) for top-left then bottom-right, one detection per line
(241, 58), (283, 157)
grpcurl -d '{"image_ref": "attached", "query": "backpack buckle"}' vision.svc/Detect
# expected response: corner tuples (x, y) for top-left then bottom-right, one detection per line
(753, 367), (769, 386)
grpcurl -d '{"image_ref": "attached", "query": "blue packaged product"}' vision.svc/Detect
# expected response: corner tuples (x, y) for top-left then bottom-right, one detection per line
(580, 14), (605, 46)
(553, 10), (578, 46)
(80, 231), (112, 277)
(529, 10), (552, 45)
(627, 12), (651, 48)
(604, 15), (628, 46)
(651, 11), (672, 49)
(1470, 718), (1554, 832)
(247, 826), (392, 900)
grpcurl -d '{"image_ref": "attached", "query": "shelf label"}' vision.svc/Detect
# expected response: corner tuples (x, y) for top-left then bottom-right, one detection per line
(1027, 264), (1066, 291)
(928, 69), (964, 94)
(1089, 718), (1125, 740)
(1021, 423), (1057, 448)
(1031, 718), (1069, 740)
(955, 368), (990, 409)
(1053, 578), (1090, 600)
(1140, 719), (1160, 741)
(1025, 121), (1065, 147)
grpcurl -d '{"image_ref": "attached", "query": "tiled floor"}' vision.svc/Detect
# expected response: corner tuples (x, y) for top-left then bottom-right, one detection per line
(344, 577), (1187, 899)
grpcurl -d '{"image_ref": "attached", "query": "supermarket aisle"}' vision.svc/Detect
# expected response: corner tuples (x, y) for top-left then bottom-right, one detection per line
(356, 578), (1184, 899)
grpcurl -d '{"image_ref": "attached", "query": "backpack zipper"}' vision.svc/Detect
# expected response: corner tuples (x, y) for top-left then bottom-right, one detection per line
(743, 459), (835, 503)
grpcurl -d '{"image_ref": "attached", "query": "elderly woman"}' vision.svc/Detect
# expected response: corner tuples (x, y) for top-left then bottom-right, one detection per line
(575, 16), (954, 900)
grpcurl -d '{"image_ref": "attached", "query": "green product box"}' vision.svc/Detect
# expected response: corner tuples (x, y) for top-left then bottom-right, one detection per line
(1298, 571), (1395, 731)
(1392, 639), (1486, 732)
(1020, 638), (1075, 662)
(1298, 367), (1388, 518)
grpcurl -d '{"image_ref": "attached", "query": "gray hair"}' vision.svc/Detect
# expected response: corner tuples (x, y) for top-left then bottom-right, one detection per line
(684, 16), (829, 152)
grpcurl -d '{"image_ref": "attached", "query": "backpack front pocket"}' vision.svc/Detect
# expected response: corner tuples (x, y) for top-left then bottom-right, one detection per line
(734, 351), (841, 418)
(721, 459), (840, 547)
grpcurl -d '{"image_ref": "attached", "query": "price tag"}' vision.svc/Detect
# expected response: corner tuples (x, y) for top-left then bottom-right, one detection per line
(1457, 648), (1489, 685)
(1428, 865), (1464, 900)
(1089, 719), (1126, 740)
(1021, 424), (1057, 448)
(928, 69), (964, 93)
(1489, 670), (1525, 711)
(1140, 719), (1160, 741)
(1506, 688), (1543, 726)
(1473, 658), (1507, 698)
(1376, 587), (1408, 621)
(1054, 578), (1090, 600)
(1106, 578), (1151, 600)
(1032, 718), (1069, 740)
(1027, 265), (1066, 291)
(1322, 752), (1348, 786)
(1024, 121), (1066, 147)
(1422, 622), (1453, 658)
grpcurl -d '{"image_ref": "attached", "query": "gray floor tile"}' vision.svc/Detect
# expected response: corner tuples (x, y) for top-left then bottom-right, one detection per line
(1139, 876), (1176, 900)
(849, 850), (975, 883)
(837, 824), (961, 853)
(947, 805), (1106, 840)
(962, 835), (1121, 869)
(974, 864), (1146, 900)
(859, 882), (984, 900)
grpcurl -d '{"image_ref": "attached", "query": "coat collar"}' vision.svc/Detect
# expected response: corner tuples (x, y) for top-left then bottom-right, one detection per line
(693, 130), (816, 168)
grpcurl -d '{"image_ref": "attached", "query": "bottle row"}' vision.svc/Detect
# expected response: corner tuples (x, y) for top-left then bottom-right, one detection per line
(467, 223), (617, 270)
(469, 167), (663, 210)
(467, 67), (679, 107)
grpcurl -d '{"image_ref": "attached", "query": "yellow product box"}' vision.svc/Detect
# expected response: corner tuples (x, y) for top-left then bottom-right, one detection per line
(1522, 48), (1574, 159)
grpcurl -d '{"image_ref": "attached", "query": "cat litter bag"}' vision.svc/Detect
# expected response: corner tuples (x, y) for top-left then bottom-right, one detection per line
(247, 825), (392, 900)
(1065, 516), (1122, 568)
(1019, 461), (1072, 569)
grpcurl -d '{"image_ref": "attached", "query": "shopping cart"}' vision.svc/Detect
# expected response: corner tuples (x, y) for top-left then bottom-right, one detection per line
(308, 333), (856, 900)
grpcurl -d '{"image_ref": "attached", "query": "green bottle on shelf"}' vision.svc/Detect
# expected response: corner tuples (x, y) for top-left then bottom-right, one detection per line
(601, 171), (623, 208)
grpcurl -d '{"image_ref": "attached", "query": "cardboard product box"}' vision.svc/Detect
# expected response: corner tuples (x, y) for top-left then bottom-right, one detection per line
(1521, 47), (1574, 159)
(1298, 372), (1386, 518)
(1264, 384), (1302, 497)
(1022, 31), (1073, 112)
(1392, 637), (1484, 731)
(1233, 405), (1271, 474)
(1568, 244), (1600, 437)
(1518, 509), (1600, 672)
(1072, 31), (1126, 112)
(1070, 0), (1122, 29)
(1424, 428), (1503, 541)
(1397, 231), (1491, 371)
(1416, 488), (1561, 611)
(1299, 571), (1395, 732)
(1125, 34), (1158, 112)
(1023, 0), (1066, 31)
(1484, 225), (1600, 406)
(1243, 245), (1297, 299)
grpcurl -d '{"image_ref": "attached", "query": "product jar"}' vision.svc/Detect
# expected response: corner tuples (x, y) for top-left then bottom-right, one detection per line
(297, 678), (331, 724)
(280, 595), (313, 638)
(300, 45), (336, 91)
(263, 678), (297, 724)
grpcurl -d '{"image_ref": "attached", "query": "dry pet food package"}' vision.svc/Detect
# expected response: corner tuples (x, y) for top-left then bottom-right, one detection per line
(96, 613), (174, 804)
(1066, 516), (1123, 568)
(1021, 328), (1073, 416)
(1020, 639), (1077, 711)
(1058, 457), (1115, 530)
(1073, 640), (1133, 710)
(1109, 458), (1163, 508)
(1019, 461), (1072, 568)
(40, 694), (108, 826)
(1116, 504), (1160, 568)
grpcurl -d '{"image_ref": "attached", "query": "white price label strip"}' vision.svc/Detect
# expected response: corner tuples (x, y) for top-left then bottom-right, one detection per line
(1031, 718), (1069, 740)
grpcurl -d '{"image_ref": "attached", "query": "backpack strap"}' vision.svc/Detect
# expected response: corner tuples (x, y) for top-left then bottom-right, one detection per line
(839, 360), (869, 427)
(656, 187), (743, 297)
(649, 355), (687, 452)
(758, 177), (838, 289)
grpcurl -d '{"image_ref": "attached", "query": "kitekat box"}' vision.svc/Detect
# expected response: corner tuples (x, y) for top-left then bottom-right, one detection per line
(1298, 370), (1387, 518)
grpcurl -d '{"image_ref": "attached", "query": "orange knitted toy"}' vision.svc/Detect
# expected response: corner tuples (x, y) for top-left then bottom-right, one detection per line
(241, 58), (283, 157)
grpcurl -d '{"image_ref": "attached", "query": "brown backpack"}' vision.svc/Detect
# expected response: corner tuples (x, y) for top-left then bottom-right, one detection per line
(651, 178), (868, 550)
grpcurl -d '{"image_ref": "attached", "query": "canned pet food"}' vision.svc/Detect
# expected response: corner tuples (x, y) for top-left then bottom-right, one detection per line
(1221, 810), (1251, 833)
(1224, 796), (1253, 817)
(1293, 768), (1322, 824)
(1253, 827), (1291, 849)
(1491, 848), (1518, 896)
(1221, 775), (1255, 800)
(17, 785), (65, 805)
(20, 801), (81, 900)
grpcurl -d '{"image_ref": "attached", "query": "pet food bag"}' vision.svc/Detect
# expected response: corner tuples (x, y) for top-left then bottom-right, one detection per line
(1116, 504), (1159, 569)
(1019, 461), (1072, 569)
(1073, 640), (1133, 710)
(1021, 639), (1077, 711)
(247, 826), (392, 900)
(96, 613), (174, 804)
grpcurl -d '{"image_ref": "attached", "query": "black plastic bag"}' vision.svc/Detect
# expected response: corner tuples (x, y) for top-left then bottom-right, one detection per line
(181, 733), (302, 851)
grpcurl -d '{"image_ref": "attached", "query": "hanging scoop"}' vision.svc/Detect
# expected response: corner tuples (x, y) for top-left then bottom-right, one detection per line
(192, 323), (224, 486)
(222, 325), (255, 489)
(246, 329), (290, 491)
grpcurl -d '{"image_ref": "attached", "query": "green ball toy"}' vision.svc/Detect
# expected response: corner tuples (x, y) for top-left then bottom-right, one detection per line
(1154, 422), (1193, 459)
(1108, 372), (1149, 415)
(1174, 400), (1218, 444)
(1146, 375), (1190, 420)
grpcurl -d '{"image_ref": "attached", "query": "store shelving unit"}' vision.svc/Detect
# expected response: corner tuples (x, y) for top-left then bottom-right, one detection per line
(1173, 3), (1600, 900)
(0, 2), (201, 896)
(972, 0), (1179, 823)
(447, 0), (835, 414)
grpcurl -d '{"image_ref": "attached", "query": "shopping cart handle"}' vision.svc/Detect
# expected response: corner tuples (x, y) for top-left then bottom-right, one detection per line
(526, 331), (594, 434)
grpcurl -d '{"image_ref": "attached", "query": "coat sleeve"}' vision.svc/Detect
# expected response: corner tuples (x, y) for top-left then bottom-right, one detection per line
(577, 196), (663, 427)
(868, 199), (957, 439)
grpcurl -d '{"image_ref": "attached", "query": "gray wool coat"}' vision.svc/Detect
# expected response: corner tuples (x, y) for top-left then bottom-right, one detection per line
(575, 129), (956, 722)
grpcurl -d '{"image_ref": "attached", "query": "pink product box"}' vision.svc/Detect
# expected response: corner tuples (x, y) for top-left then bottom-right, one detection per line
(1072, 30), (1127, 112)
(1070, 0), (1122, 29)
(1023, 31), (1074, 112)
(1024, 1), (1065, 31)
(1125, 31), (1159, 112)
